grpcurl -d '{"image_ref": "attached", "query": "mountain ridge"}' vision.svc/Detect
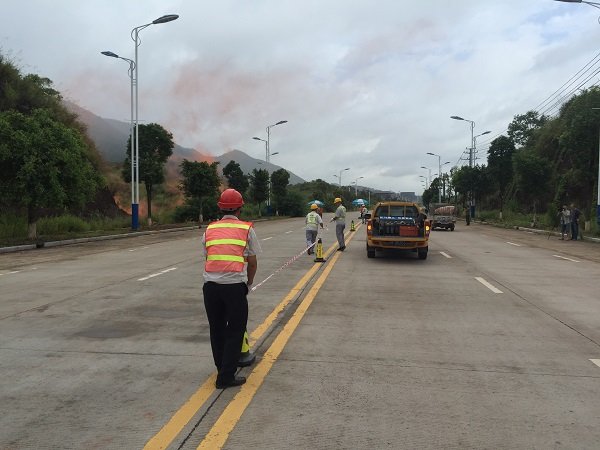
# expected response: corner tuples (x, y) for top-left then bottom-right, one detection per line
(63, 101), (305, 184)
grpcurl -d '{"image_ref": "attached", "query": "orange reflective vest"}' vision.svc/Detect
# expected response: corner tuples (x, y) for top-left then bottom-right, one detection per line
(204, 219), (253, 272)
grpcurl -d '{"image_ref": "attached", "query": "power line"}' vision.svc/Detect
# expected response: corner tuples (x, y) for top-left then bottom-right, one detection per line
(462, 49), (600, 163)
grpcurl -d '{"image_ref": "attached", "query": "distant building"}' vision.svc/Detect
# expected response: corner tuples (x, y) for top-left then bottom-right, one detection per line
(373, 190), (398, 200)
(399, 192), (418, 202)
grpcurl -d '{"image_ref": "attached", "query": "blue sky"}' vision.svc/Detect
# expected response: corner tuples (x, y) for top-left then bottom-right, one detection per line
(2, 0), (600, 192)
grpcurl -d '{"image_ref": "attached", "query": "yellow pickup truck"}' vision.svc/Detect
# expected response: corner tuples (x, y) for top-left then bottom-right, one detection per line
(365, 201), (431, 259)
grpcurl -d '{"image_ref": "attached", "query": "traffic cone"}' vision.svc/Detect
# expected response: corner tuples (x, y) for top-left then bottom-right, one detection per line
(238, 330), (255, 367)
(350, 220), (355, 231)
(314, 237), (326, 263)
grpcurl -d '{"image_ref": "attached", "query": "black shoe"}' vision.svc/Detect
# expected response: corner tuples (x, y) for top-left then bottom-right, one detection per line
(337, 246), (345, 251)
(238, 352), (256, 367)
(216, 376), (246, 389)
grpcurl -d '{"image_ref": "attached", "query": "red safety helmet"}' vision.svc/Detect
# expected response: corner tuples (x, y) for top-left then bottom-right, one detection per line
(217, 188), (244, 210)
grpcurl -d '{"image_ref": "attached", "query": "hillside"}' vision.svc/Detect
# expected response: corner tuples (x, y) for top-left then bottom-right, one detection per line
(63, 101), (305, 184)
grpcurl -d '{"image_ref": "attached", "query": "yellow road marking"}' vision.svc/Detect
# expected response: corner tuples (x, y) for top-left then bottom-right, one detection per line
(143, 374), (216, 449)
(143, 225), (360, 449)
(197, 228), (359, 449)
(197, 254), (340, 449)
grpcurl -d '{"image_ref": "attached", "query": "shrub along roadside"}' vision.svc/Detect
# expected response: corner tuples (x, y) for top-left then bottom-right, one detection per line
(475, 209), (599, 236)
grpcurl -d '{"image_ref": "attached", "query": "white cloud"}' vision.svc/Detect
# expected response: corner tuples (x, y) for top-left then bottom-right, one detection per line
(2, 0), (600, 192)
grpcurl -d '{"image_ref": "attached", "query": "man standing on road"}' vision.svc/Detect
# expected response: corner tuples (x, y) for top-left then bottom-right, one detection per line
(330, 197), (347, 251)
(200, 189), (261, 389)
(305, 203), (324, 255)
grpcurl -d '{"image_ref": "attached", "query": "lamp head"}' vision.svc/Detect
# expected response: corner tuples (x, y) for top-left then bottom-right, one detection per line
(450, 116), (464, 120)
(481, 131), (491, 135)
(153, 14), (179, 24)
(101, 51), (119, 58)
(276, 120), (288, 125)
(252, 137), (263, 141)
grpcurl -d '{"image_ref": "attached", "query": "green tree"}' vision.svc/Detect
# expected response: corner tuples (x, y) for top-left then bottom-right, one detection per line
(123, 123), (174, 223)
(554, 87), (600, 216)
(271, 168), (290, 212)
(421, 186), (435, 208)
(249, 168), (269, 216)
(0, 109), (101, 238)
(487, 135), (516, 217)
(276, 190), (304, 217)
(513, 150), (552, 222)
(508, 111), (548, 149)
(179, 160), (220, 223)
(0, 55), (61, 114)
(222, 160), (249, 193)
(451, 166), (473, 209)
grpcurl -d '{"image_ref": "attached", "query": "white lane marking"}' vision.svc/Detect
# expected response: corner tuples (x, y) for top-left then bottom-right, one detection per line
(553, 255), (580, 263)
(0, 270), (21, 276)
(285, 231), (294, 234)
(440, 252), (452, 259)
(129, 246), (150, 252)
(138, 267), (177, 281)
(506, 242), (521, 247)
(262, 237), (273, 241)
(590, 359), (600, 368)
(475, 277), (503, 294)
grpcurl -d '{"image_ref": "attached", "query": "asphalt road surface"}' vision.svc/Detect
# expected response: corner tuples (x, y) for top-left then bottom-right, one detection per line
(1, 217), (599, 449)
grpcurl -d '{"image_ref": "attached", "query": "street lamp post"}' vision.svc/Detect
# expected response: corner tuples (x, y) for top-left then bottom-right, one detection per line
(420, 166), (432, 189)
(419, 175), (428, 189)
(554, 0), (600, 9)
(131, 14), (178, 229)
(474, 131), (491, 164)
(266, 120), (287, 165)
(559, 0), (600, 225)
(426, 152), (442, 203)
(337, 168), (350, 187)
(441, 161), (451, 200)
(100, 51), (135, 230)
(353, 176), (364, 196)
(451, 115), (487, 219)
(252, 136), (268, 163)
(450, 116), (475, 167)
(257, 120), (287, 210)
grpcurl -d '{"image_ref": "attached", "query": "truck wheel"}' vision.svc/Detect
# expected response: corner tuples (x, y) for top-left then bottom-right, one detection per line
(418, 247), (428, 260)
(367, 245), (375, 258)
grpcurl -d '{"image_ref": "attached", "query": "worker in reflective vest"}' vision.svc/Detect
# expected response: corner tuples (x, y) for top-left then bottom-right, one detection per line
(201, 189), (261, 389)
(305, 203), (324, 255)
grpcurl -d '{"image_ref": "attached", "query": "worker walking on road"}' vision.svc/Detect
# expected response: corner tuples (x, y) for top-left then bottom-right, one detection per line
(330, 197), (347, 251)
(200, 189), (261, 389)
(305, 203), (324, 255)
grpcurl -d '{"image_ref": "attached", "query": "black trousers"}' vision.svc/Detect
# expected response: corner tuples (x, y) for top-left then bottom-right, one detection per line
(203, 282), (248, 383)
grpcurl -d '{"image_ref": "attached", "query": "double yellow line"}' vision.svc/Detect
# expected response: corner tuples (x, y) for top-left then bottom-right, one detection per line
(144, 224), (361, 450)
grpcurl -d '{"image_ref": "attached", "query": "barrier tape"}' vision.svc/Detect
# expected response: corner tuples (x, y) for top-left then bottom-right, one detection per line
(249, 218), (355, 293)
(250, 227), (326, 293)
